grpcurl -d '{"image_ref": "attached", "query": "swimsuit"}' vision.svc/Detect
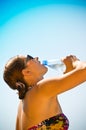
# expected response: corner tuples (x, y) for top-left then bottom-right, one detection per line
(28, 113), (69, 130)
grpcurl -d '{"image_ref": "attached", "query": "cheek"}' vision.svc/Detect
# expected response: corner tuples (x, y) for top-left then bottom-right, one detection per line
(26, 61), (31, 66)
(38, 65), (48, 74)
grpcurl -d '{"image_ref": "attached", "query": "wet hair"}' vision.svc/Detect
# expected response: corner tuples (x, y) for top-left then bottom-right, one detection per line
(3, 55), (28, 99)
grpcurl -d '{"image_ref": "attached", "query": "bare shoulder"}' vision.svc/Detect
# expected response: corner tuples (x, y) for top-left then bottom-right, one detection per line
(36, 77), (61, 98)
(36, 62), (86, 98)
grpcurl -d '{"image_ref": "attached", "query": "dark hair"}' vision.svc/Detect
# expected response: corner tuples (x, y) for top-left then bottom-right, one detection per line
(3, 56), (28, 99)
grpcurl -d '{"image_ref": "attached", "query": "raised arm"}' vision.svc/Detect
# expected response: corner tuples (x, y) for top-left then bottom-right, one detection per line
(37, 55), (86, 98)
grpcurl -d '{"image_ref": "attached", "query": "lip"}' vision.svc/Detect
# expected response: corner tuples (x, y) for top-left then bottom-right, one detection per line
(38, 61), (41, 64)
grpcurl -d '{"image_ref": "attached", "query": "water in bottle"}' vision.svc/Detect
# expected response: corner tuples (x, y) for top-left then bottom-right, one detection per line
(42, 59), (66, 75)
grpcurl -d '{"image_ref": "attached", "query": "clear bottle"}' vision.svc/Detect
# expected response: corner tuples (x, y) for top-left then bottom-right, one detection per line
(42, 59), (66, 74)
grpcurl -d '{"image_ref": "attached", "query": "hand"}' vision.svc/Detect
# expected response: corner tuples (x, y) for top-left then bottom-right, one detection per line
(62, 55), (80, 73)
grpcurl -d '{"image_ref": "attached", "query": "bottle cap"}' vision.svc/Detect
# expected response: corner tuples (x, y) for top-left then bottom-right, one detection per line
(42, 60), (48, 65)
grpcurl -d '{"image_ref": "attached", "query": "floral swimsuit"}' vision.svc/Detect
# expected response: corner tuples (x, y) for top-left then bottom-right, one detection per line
(28, 113), (69, 130)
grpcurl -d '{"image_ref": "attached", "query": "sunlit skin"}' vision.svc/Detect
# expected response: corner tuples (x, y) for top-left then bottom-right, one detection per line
(15, 55), (86, 130)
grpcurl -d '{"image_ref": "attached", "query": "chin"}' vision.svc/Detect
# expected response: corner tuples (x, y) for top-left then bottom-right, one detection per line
(45, 67), (48, 72)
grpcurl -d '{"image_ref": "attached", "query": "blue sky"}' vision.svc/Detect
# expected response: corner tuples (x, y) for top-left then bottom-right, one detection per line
(0, 0), (86, 130)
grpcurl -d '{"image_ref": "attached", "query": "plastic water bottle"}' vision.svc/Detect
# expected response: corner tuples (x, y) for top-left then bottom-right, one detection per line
(42, 59), (66, 74)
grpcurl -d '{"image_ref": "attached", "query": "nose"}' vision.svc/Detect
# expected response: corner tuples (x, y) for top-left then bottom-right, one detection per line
(34, 57), (39, 61)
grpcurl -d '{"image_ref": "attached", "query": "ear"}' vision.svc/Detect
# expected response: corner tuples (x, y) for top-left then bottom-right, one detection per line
(22, 69), (30, 76)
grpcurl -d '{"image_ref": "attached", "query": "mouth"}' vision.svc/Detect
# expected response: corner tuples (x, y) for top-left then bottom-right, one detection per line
(38, 60), (41, 64)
